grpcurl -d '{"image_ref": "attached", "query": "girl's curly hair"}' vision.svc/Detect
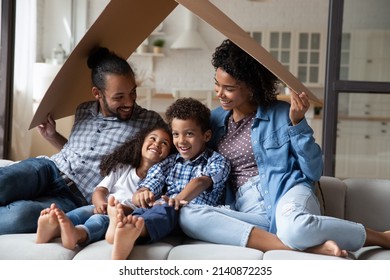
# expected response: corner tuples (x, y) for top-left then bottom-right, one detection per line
(212, 39), (279, 107)
(165, 98), (211, 133)
(99, 123), (173, 176)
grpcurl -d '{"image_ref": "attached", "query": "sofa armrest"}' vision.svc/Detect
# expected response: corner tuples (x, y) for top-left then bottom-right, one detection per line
(343, 178), (390, 231)
(319, 176), (347, 219)
(0, 159), (15, 167)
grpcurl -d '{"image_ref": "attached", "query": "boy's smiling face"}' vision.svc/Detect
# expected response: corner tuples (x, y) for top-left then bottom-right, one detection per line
(171, 118), (211, 161)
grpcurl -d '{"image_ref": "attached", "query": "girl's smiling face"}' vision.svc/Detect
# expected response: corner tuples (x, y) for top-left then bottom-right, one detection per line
(141, 128), (172, 164)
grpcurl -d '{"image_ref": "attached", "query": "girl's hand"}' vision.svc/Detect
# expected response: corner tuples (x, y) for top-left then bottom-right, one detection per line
(289, 90), (310, 125)
(93, 201), (108, 214)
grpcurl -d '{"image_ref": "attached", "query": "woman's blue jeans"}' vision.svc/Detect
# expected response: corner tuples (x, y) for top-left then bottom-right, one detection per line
(180, 177), (366, 251)
(66, 205), (109, 245)
(0, 157), (84, 234)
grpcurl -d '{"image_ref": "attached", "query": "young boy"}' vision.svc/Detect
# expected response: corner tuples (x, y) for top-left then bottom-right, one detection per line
(109, 97), (231, 260)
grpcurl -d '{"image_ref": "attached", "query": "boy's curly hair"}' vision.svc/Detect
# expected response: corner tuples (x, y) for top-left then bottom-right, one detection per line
(99, 123), (173, 176)
(212, 39), (279, 107)
(165, 98), (211, 133)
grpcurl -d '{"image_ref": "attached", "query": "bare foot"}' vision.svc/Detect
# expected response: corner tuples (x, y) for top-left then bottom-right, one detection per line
(111, 214), (144, 260)
(307, 240), (348, 258)
(105, 196), (119, 244)
(55, 208), (86, 250)
(36, 203), (60, 243)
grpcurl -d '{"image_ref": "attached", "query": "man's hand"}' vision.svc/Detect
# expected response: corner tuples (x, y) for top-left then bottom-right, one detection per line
(37, 114), (57, 140)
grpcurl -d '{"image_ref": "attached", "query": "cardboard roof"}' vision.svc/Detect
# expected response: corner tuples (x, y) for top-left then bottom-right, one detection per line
(30, 0), (322, 129)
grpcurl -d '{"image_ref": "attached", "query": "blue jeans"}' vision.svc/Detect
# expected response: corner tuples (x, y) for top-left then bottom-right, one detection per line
(66, 205), (109, 245)
(180, 176), (270, 247)
(0, 158), (85, 234)
(133, 203), (178, 243)
(180, 177), (366, 251)
(275, 184), (366, 251)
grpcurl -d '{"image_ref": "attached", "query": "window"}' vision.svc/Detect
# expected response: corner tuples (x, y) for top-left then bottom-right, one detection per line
(249, 30), (325, 86)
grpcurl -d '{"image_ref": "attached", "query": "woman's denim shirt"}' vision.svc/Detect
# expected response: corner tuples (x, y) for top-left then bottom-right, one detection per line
(209, 101), (323, 233)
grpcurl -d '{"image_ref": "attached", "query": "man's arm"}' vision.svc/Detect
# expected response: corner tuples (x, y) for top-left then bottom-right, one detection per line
(37, 114), (68, 150)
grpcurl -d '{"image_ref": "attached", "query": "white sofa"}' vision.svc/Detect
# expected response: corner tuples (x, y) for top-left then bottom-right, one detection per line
(0, 159), (389, 260)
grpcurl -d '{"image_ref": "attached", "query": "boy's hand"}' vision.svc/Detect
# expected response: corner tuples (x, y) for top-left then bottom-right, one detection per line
(160, 195), (188, 210)
(133, 188), (155, 208)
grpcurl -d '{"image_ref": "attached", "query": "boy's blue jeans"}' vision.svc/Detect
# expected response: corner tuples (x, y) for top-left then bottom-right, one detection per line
(0, 157), (85, 234)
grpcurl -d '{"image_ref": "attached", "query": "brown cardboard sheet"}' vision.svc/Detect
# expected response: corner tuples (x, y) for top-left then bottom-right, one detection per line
(29, 0), (178, 129)
(30, 0), (322, 129)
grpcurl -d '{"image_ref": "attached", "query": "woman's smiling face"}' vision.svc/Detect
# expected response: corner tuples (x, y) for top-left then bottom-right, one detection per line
(214, 67), (252, 111)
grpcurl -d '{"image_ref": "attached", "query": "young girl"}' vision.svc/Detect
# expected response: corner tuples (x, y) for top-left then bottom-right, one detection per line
(35, 123), (174, 249)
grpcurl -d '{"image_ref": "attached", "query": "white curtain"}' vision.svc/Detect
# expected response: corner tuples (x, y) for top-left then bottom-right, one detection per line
(10, 0), (37, 160)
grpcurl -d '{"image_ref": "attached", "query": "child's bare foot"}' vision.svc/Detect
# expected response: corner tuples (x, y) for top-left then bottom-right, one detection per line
(105, 196), (119, 244)
(55, 208), (87, 250)
(36, 203), (60, 243)
(307, 240), (348, 257)
(111, 214), (144, 260)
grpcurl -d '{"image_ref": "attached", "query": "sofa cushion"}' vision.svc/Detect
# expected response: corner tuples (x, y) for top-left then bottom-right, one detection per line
(73, 239), (175, 260)
(352, 246), (390, 260)
(262, 250), (350, 260)
(0, 233), (80, 260)
(343, 178), (390, 231)
(0, 159), (14, 167)
(167, 244), (264, 260)
(319, 176), (347, 219)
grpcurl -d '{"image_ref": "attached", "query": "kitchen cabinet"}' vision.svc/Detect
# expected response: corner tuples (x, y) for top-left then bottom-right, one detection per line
(335, 93), (390, 179)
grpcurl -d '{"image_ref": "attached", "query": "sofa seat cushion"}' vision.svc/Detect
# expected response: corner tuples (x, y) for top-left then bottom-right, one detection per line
(73, 239), (175, 260)
(352, 246), (390, 260)
(262, 250), (351, 260)
(167, 244), (264, 260)
(0, 233), (80, 260)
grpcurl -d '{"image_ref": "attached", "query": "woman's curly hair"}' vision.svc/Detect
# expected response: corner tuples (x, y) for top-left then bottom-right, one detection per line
(165, 98), (211, 133)
(212, 39), (279, 107)
(99, 123), (173, 176)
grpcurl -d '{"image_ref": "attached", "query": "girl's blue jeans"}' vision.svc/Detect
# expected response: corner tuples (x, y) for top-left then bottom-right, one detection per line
(66, 205), (109, 245)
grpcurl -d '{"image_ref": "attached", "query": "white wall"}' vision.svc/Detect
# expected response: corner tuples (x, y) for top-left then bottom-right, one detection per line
(38, 0), (389, 98)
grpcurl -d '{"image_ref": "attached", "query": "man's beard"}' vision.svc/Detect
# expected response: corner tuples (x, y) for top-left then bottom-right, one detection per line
(102, 95), (133, 121)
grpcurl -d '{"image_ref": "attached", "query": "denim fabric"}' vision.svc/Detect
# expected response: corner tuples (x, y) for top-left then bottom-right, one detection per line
(275, 184), (366, 251)
(0, 158), (82, 234)
(66, 205), (109, 245)
(133, 204), (178, 243)
(180, 176), (270, 247)
(209, 102), (323, 233)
